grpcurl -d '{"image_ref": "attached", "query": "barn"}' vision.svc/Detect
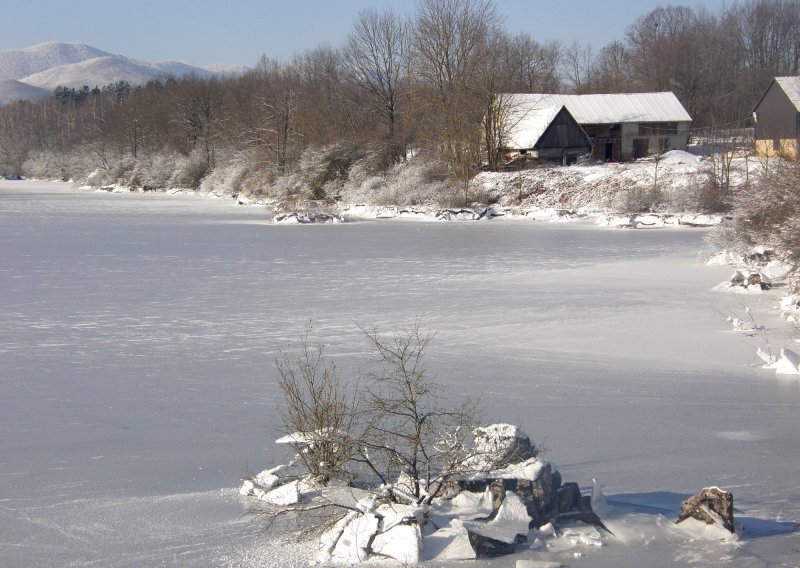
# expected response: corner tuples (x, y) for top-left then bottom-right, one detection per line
(752, 76), (800, 160)
(502, 104), (592, 165)
(503, 92), (692, 162)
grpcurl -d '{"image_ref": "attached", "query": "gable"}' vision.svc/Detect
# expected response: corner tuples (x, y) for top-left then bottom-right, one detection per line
(503, 104), (590, 150)
(753, 77), (800, 139)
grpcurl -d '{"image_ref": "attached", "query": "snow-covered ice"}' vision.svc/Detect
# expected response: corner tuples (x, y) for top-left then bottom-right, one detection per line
(1, 180), (799, 567)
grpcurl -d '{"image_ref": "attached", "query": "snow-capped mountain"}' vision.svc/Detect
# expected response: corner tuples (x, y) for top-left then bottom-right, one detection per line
(20, 54), (212, 90)
(0, 42), (241, 104)
(0, 42), (110, 81)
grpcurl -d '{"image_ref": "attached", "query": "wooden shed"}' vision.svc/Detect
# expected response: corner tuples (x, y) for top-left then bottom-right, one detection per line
(502, 104), (592, 165)
(753, 76), (800, 160)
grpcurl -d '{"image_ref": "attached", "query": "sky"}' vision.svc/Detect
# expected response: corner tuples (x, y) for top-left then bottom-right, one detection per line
(2, 0), (730, 68)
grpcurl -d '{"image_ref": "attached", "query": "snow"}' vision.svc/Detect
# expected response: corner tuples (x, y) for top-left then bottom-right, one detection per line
(2, 180), (800, 567)
(259, 480), (300, 506)
(504, 104), (565, 149)
(371, 523), (422, 564)
(430, 488), (496, 527)
(768, 348), (800, 375)
(422, 519), (476, 560)
(328, 512), (378, 563)
(463, 491), (531, 544)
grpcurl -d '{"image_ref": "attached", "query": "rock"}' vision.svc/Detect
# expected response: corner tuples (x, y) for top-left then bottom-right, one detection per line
(728, 270), (772, 290)
(471, 424), (538, 470)
(677, 487), (735, 533)
(458, 460), (561, 528)
(556, 482), (580, 513)
(468, 531), (523, 557)
(435, 208), (479, 221)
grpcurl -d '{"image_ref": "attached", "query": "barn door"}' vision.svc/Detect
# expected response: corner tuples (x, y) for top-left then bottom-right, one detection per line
(633, 138), (649, 159)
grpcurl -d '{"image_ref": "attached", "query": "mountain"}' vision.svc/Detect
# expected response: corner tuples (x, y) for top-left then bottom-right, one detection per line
(0, 42), (110, 81)
(20, 55), (212, 90)
(0, 42), (239, 104)
(0, 79), (51, 105)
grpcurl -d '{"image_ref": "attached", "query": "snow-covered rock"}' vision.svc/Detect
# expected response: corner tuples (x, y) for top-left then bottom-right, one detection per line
(780, 295), (800, 323)
(328, 512), (379, 563)
(677, 487), (735, 534)
(435, 208), (480, 221)
(471, 423), (538, 470)
(422, 519), (476, 561)
(371, 523), (422, 564)
(716, 270), (772, 292)
(260, 479), (300, 506)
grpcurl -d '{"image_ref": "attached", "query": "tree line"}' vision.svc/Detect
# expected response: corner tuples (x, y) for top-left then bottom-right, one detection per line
(1, 0), (798, 198)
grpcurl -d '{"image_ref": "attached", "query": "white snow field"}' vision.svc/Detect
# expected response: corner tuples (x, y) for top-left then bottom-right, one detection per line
(0, 180), (798, 567)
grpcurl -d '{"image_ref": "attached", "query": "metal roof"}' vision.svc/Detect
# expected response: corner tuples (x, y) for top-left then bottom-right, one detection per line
(774, 77), (800, 111)
(504, 92), (692, 124)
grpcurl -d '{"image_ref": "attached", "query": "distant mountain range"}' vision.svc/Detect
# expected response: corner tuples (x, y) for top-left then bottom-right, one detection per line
(0, 42), (248, 105)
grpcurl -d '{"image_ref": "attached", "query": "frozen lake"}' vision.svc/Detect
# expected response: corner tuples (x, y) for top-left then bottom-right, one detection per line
(1, 181), (798, 566)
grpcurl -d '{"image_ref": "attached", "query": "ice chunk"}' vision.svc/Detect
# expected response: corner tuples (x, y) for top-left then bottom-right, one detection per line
(464, 491), (531, 544)
(372, 523), (421, 564)
(422, 519), (476, 560)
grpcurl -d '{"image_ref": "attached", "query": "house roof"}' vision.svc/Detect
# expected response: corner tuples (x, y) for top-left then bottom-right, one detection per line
(504, 92), (692, 124)
(504, 104), (564, 149)
(774, 77), (800, 110)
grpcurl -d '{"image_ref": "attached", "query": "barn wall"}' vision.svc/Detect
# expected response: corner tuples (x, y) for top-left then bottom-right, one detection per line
(754, 82), (799, 141)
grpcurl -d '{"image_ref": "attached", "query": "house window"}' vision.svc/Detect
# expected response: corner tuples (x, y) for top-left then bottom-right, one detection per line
(639, 122), (677, 136)
(773, 139), (782, 152)
(659, 138), (670, 152)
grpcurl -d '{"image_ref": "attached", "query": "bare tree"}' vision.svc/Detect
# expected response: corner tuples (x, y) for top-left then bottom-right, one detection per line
(354, 320), (479, 503)
(411, 0), (500, 186)
(274, 320), (480, 503)
(275, 324), (359, 485)
(343, 8), (408, 151)
(593, 41), (631, 93)
(562, 41), (595, 94)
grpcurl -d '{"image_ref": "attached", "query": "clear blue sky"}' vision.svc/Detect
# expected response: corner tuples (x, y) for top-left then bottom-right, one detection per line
(2, 0), (729, 67)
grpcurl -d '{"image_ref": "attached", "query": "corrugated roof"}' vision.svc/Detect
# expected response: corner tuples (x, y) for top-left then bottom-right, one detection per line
(504, 92), (692, 124)
(775, 77), (800, 110)
(504, 104), (563, 149)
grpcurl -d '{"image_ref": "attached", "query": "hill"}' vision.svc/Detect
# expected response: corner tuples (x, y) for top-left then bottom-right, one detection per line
(0, 79), (51, 105)
(20, 55), (212, 90)
(0, 42), (110, 81)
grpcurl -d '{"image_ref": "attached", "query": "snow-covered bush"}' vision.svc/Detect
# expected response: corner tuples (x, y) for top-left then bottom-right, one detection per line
(169, 148), (210, 189)
(340, 154), (462, 207)
(21, 150), (70, 180)
(707, 158), (800, 283)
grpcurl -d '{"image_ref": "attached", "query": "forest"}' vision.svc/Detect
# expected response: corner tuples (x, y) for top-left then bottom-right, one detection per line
(0, 0), (798, 204)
